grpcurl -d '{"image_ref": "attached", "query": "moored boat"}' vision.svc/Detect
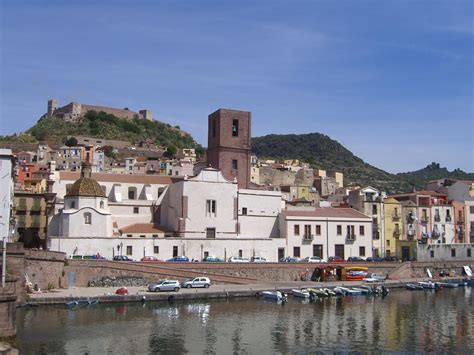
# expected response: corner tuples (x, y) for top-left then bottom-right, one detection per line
(418, 281), (436, 289)
(406, 283), (424, 290)
(435, 282), (458, 288)
(292, 289), (310, 298)
(261, 291), (288, 302)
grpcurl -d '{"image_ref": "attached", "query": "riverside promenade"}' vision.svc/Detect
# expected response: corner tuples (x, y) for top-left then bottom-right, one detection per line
(26, 277), (450, 305)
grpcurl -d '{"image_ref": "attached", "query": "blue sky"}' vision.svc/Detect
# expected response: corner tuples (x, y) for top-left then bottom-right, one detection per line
(1, 0), (473, 173)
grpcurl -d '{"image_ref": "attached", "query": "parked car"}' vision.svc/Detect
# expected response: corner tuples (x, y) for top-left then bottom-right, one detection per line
(140, 256), (162, 262)
(384, 256), (400, 262)
(366, 256), (384, 262)
(148, 280), (180, 292)
(181, 277), (211, 288)
(328, 256), (345, 262)
(279, 257), (303, 263)
(347, 256), (365, 262)
(113, 255), (134, 262)
(203, 256), (224, 262)
(303, 256), (327, 263)
(251, 256), (269, 263)
(363, 273), (387, 282)
(228, 256), (250, 263)
(166, 256), (190, 262)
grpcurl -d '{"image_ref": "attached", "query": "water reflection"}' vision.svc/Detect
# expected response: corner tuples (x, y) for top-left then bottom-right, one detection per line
(15, 288), (473, 354)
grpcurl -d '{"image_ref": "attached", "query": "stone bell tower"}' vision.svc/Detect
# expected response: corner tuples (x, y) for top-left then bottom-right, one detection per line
(207, 109), (251, 189)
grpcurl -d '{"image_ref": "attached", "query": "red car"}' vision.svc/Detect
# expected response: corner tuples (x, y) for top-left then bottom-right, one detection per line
(140, 256), (163, 262)
(328, 256), (345, 262)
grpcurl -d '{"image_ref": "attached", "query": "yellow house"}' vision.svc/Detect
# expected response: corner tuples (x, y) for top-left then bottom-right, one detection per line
(383, 197), (403, 257)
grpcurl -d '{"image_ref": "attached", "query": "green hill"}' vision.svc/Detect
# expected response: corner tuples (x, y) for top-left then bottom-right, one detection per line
(396, 162), (474, 190)
(0, 110), (203, 152)
(251, 133), (472, 193)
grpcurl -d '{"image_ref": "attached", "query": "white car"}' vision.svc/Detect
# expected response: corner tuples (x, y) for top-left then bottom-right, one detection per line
(228, 256), (250, 263)
(181, 277), (211, 288)
(251, 256), (269, 263)
(363, 273), (387, 282)
(304, 256), (327, 263)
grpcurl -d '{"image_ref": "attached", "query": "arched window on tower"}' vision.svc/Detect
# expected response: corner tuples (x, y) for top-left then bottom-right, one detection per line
(100, 200), (105, 209)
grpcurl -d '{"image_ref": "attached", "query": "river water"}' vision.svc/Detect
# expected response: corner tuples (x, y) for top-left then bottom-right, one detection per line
(15, 288), (473, 354)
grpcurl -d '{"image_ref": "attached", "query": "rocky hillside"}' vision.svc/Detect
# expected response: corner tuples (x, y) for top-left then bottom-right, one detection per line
(251, 133), (472, 193)
(0, 110), (203, 152)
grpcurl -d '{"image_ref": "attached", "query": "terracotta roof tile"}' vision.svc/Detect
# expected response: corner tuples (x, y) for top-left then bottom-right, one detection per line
(282, 208), (370, 219)
(59, 171), (181, 184)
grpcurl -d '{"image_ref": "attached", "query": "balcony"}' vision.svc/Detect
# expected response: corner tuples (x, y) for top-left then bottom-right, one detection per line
(372, 231), (380, 240)
(432, 229), (441, 239)
(420, 216), (429, 223)
(434, 214), (441, 222)
(346, 234), (356, 242)
(303, 234), (314, 241)
(392, 212), (401, 221)
(393, 230), (401, 238)
(445, 216), (452, 222)
(457, 218), (464, 224)
(406, 214), (416, 223)
(16, 204), (27, 212)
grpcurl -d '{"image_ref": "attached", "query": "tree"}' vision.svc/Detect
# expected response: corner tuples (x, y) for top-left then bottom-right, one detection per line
(166, 145), (177, 157)
(64, 136), (78, 147)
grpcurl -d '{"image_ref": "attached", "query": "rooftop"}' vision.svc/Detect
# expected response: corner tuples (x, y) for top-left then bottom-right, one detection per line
(281, 207), (370, 219)
(119, 223), (170, 234)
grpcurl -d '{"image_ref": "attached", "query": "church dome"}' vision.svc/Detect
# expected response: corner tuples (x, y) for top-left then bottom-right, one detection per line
(65, 161), (106, 198)
(66, 177), (106, 198)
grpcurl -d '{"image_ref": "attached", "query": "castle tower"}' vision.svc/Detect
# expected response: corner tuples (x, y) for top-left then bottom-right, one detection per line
(207, 109), (251, 189)
(47, 99), (58, 117)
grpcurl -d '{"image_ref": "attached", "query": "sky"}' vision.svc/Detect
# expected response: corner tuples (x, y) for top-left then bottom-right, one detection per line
(1, 0), (473, 173)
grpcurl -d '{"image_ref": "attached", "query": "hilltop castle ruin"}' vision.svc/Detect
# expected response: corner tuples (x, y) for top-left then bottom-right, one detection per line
(47, 99), (153, 122)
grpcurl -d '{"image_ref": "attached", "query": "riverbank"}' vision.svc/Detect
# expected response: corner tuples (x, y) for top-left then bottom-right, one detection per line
(25, 277), (469, 306)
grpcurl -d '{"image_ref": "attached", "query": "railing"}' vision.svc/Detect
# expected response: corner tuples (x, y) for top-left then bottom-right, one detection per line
(407, 215), (416, 223)
(445, 216), (452, 222)
(393, 230), (401, 238)
(303, 234), (314, 241)
(457, 218), (464, 224)
(434, 215), (441, 222)
(16, 204), (27, 212)
(432, 230), (441, 238)
(420, 216), (429, 223)
(392, 212), (401, 220)
(346, 234), (356, 241)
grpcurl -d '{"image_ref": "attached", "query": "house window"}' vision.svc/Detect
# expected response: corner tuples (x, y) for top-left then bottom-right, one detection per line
(468, 249), (472, 257)
(293, 247), (300, 258)
(232, 119), (239, 137)
(173, 246), (178, 257)
(470, 206), (474, 214)
(337, 225), (342, 235)
(206, 228), (216, 238)
(70, 201), (76, 209)
(242, 207), (247, 215)
(294, 225), (300, 236)
(100, 200), (104, 209)
(140, 235), (145, 238)
(152, 234), (158, 238)
(127, 234), (132, 238)
(128, 187), (136, 200)
(387, 240), (390, 246)
(126, 246), (132, 256)
(359, 226), (365, 236)
(154, 246), (159, 254)
(232, 159), (238, 170)
(372, 204), (377, 214)
(315, 225), (321, 235)
(84, 212), (91, 225)
(212, 119), (216, 138)
(451, 249), (456, 257)
(313, 244), (323, 258)
(239, 249), (243, 257)
(206, 200), (217, 217)
(158, 187), (165, 198)
(304, 225), (311, 237)
(133, 207), (139, 214)
(359, 246), (366, 257)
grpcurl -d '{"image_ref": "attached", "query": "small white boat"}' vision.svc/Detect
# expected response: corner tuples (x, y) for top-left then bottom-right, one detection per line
(337, 287), (362, 295)
(418, 281), (436, 289)
(352, 287), (370, 295)
(261, 291), (288, 302)
(292, 289), (310, 298)
(323, 288), (336, 297)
